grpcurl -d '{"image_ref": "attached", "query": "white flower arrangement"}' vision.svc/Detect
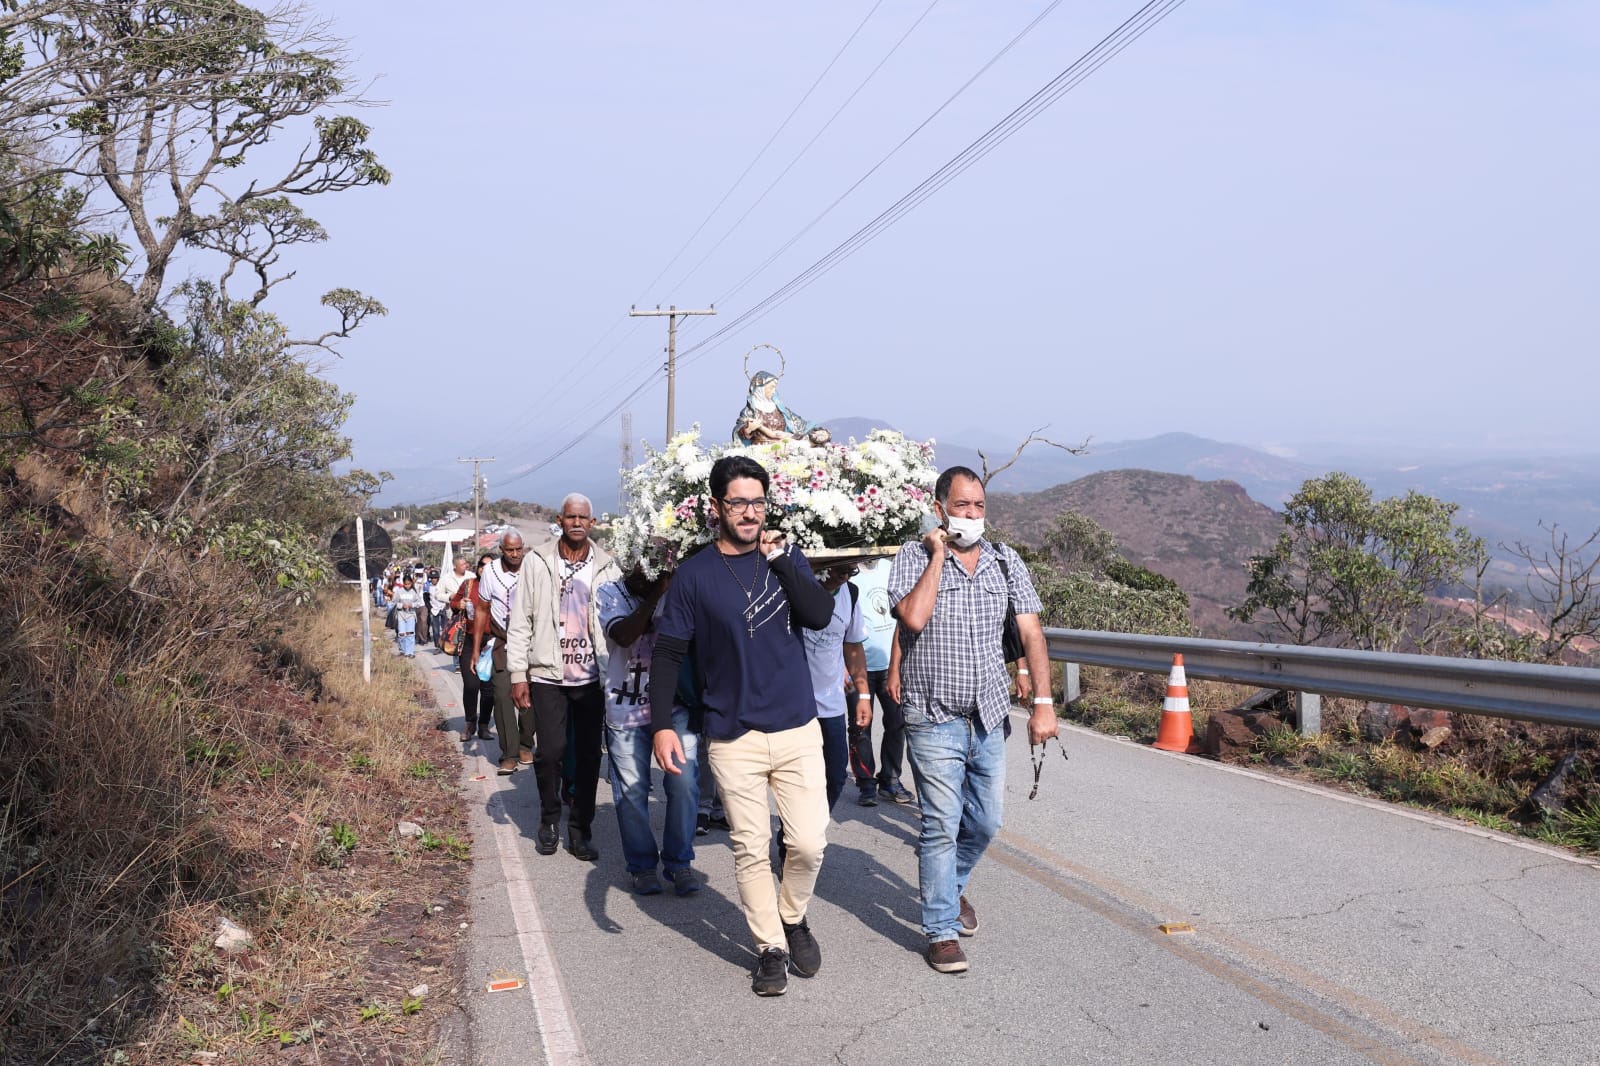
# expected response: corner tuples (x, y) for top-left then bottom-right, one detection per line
(610, 425), (938, 576)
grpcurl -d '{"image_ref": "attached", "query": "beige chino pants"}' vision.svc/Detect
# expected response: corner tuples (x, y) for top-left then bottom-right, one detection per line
(707, 718), (829, 953)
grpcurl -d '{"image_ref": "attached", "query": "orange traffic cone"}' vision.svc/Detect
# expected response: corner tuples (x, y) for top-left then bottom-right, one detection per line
(1153, 653), (1195, 752)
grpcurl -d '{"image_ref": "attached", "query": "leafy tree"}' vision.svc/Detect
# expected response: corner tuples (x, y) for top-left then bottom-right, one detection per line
(1231, 472), (1484, 651)
(0, 1), (389, 596)
(1024, 511), (1191, 636)
(0, 0), (389, 325)
(1040, 510), (1118, 574)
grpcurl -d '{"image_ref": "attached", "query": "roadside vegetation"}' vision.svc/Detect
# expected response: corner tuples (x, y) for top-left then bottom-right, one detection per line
(0, 3), (473, 1061)
(1026, 486), (1600, 857)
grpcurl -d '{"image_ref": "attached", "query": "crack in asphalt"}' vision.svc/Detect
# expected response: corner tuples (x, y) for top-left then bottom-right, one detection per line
(1218, 862), (1567, 927)
(830, 990), (932, 1065)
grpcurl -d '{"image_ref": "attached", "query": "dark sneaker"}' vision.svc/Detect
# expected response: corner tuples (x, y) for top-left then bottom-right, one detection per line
(632, 870), (662, 895)
(663, 866), (701, 896)
(752, 947), (789, 996)
(477, 725), (493, 740)
(958, 895), (979, 936)
(566, 828), (599, 862)
(783, 918), (821, 977)
(461, 727), (475, 743)
(707, 812), (731, 831)
(883, 781), (916, 805)
(927, 938), (968, 973)
(497, 758), (519, 776)
(535, 824), (559, 856)
(857, 784), (879, 807)
(695, 812), (710, 837)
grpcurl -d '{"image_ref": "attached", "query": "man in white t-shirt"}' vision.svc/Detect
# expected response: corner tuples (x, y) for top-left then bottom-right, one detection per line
(597, 565), (702, 896)
(802, 564), (870, 812)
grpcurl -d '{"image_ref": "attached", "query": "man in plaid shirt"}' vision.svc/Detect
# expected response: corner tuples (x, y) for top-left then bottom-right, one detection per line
(888, 465), (1057, 974)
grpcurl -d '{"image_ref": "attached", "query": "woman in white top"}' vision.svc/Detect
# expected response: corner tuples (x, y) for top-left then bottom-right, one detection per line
(392, 576), (421, 658)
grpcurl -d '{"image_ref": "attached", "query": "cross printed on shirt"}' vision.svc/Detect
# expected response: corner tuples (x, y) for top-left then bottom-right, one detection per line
(610, 659), (648, 706)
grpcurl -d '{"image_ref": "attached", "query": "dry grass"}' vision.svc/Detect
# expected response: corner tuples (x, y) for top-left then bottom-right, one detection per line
(0, 525), (470, 1066)
(1056, 662), (1247, 742)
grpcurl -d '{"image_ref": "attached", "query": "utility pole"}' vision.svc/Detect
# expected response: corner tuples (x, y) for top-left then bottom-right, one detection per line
(629, 304), (715, 443)
(457, 457), (495, 560)
(619, 411), (634, 511)
(355, 514), (372, 683)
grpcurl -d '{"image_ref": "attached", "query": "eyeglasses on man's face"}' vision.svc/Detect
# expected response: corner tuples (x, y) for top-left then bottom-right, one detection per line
(719, 497), (768, 515)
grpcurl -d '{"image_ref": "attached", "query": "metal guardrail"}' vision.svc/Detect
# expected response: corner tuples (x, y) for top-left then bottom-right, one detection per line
(1044, 629), (1600, 732)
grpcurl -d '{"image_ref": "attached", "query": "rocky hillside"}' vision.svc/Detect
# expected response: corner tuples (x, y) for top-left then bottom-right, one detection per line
(987, 469), (1284, 638)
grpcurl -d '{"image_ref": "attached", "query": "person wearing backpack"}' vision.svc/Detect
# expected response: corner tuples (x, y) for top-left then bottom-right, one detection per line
(887, 465), (1056, 976)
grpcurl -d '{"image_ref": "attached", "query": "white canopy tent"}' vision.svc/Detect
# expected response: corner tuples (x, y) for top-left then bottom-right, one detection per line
(416, 526), (476, 570)
(416, 526), (476, 544)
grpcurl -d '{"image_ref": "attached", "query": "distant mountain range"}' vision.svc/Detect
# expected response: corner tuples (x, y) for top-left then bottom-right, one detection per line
(376, 419), (1600, 564)
(823, 421), (1598, 564)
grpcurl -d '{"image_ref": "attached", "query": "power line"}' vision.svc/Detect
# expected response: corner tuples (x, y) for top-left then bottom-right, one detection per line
(411, 0), (1186, 504)
(710, 0), (1070, 312)
(677, 0), (1188, 371)
(662, 0), (1068, 355)
(461, 5), (890, 462)
(630, 0), (888, 306)
(661, 0), (943, 300)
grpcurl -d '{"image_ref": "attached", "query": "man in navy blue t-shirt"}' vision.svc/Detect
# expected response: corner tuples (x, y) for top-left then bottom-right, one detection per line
(649, 455), (835, 997)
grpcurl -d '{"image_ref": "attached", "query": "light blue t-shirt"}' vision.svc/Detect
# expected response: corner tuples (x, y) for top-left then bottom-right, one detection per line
(851, 561), (896, 673)
(802, 583), (868, 719)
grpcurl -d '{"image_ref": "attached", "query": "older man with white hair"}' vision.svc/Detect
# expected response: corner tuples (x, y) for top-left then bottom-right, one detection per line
(508, 493), (620, 860)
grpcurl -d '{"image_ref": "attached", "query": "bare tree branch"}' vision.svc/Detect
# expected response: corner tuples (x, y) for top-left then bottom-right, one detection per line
(975, 425), (1089, 487)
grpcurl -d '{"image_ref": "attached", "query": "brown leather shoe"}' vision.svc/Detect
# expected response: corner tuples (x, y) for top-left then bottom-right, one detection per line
(958, 895), (978, 937)
(497, 758), (518, 776)
(518, 748), (533, 766)
(927, 939), (968, 973)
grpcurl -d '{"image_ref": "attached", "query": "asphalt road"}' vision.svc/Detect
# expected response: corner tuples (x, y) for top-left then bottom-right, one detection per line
(412, 644), (1600, 1066)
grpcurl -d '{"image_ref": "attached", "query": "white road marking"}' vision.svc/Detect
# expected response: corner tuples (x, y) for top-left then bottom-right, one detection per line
(483, 777), (592, 1066)
(420, 649), (591, 1066)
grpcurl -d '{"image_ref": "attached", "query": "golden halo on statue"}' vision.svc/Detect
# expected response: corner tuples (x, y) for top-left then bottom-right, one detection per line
(742, 343), (785, 384)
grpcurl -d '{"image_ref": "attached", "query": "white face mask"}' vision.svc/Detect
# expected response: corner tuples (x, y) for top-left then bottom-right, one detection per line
(944, 514), (985, 549)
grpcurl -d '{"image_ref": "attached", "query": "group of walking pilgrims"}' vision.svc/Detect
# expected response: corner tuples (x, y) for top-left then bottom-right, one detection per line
(382, 457), (1059, 995)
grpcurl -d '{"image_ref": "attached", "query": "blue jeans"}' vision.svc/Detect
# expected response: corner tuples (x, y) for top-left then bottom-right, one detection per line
(697, 728), (724, 818)
(608, 709), (699, 874)
(818, 714), (848, 811)
(903, 711), (1005, 943)
(396, 631), (415, 656)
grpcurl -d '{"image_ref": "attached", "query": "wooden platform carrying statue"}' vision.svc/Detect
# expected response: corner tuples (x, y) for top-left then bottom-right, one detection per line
(731, 345), (831, 447)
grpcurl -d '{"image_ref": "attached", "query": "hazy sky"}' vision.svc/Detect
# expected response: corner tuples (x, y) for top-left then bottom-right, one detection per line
(261, 1), (1598, 500)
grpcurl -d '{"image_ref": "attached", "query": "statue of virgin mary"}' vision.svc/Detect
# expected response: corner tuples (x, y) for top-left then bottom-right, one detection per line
(732, 370), (831, 446)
